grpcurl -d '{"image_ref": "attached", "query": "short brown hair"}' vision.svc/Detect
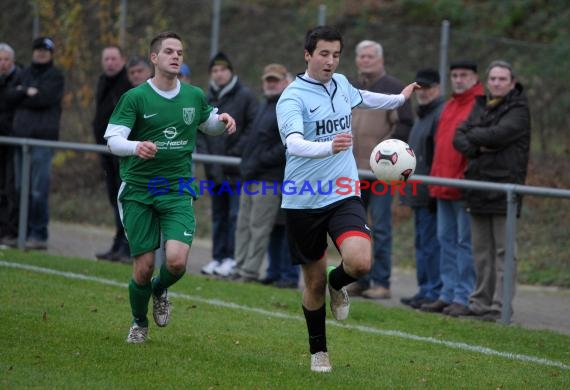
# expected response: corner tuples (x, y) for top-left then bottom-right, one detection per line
(150, 31), (182, 54)
(487, 60), (516, 81)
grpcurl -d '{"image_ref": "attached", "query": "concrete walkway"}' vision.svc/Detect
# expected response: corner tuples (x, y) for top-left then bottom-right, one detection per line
(43, 221), (570, 335)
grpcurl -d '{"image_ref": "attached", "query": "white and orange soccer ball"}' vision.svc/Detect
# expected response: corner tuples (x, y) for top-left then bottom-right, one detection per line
(369, 139), (416, 182)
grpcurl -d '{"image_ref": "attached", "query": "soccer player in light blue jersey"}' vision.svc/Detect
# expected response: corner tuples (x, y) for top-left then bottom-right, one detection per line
(276, 26), (419, 372)
(104, 32), (236, 344)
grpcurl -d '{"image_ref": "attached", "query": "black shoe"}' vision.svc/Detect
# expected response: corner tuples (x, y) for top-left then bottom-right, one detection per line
(420, 299), (450, 313)
(259, 277), (278, 285)
(410, 298), (435, 309)
(400, 296), (419, 306)
(110, 246), (131, 263)
(96, 249), (117, 261)
(112, 252), (132, 264)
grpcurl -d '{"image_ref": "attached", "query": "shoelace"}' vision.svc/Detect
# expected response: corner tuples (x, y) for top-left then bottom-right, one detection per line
(129, 328), (146, 341)
(156, 294), (169, 313)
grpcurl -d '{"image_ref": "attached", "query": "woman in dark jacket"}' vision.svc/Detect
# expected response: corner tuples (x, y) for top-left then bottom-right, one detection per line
(453, 60), (530, 321)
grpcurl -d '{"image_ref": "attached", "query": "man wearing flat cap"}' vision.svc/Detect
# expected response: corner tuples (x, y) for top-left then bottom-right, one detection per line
(401, 68), (445, 309)
(6, 37), (64, 250)
(421, 60), (483, 317)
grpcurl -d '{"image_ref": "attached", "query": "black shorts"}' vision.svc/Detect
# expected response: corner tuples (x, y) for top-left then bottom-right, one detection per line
(285, 196), (371, 265)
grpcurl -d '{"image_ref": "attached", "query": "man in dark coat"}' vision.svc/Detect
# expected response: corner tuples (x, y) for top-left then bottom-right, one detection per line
(197, 52), (259, 277)
(0, 42), (22, 244)
(92, 45), (132, 261)
(400, 68), (445, 309)
(453, 60), (530, 321)
(6, 37), (64, 249)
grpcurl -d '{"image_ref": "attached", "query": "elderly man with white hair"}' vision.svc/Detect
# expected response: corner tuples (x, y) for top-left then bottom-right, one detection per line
(0, 42), (22, 247)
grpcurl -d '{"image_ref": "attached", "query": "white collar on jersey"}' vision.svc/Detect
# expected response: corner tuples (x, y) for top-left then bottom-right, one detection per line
(146, 78), (181, 99)
(302, 71), (334, 93)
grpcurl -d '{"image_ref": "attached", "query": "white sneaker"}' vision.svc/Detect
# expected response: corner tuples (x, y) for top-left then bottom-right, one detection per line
(152, 284), (171, 327)
(213, 258), (236, 277)
(126, 324), (148, 344)
(201, 260), (221, 275)
(311, 351), (332, 372)
(327, 266), (350, 321)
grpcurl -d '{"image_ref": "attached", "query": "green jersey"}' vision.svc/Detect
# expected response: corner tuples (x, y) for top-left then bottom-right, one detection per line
(109, 81), (213, 190)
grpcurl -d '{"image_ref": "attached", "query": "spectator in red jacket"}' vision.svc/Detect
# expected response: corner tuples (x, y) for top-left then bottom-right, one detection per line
(421, 60), (484, 317)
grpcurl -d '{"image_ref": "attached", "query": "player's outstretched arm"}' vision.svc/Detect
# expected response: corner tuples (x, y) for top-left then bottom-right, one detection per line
(401, 82), (421, 100)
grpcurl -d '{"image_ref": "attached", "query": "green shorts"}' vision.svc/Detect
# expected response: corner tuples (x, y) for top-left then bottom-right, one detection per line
(118, 183), (196, 257)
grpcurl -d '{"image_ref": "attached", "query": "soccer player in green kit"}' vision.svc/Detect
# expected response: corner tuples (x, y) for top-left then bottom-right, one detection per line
(104, 31), (236, 343)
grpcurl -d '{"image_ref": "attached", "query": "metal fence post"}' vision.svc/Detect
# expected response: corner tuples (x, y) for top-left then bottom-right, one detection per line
(501, 186), (518, 325)
(438, 20), (450, 97)
(17, 144), (31, 250)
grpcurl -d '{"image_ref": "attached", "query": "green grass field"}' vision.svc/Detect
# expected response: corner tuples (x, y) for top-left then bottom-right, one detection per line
(1, 249), (569, 389)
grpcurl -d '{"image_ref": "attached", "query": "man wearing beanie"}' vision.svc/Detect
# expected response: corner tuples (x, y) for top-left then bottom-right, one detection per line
(6, 37), (64, 250)
(421, 60), (483, 317)
(197, 52), (259, 278)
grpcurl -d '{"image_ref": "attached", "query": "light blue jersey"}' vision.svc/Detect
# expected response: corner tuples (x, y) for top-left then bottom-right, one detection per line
(277, 73), (363, 209)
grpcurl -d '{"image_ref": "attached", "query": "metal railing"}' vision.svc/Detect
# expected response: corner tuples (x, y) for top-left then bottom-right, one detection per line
(2, 135), (570, 325)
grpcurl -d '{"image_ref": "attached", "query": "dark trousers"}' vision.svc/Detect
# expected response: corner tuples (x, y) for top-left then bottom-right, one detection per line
(100, 154), (128, 251)
(0, 145), (18, 238)
(210, 186), (239, 261)
(266, 224), (300, 283)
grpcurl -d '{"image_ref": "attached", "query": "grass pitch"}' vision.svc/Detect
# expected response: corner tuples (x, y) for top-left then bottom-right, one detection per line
(1, 249), (569, 389)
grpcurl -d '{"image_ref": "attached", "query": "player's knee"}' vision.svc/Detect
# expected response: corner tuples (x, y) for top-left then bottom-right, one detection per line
(167, 257), (187, 274)
(346, 256), (371, 277)
(134, 265), (154, 284)
(305, 278), (326, 295)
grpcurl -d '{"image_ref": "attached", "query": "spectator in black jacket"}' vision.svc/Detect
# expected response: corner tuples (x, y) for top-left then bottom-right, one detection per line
(0, 42), (22, 245)
(453, 60), (530, 321)
(92, 45), (132, 262)
(400, 68), (445, 309)
(7, 37), (64, 250)
(197, 52), (259, 277)
(232, 64), (299, 287)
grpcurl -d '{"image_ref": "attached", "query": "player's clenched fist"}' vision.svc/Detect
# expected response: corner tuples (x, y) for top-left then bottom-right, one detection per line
(332, 132), (353, 154)
(135, 141), (158, 159)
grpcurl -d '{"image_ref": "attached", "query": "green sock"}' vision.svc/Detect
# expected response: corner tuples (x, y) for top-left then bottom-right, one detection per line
(152, 263), (185, 296)
(129, 279), (151, 327)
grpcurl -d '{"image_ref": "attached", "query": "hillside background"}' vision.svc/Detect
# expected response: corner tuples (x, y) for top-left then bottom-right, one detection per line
(1, 0), (569, 286)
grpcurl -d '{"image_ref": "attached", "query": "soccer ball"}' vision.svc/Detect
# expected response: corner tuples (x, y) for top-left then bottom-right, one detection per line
(369, 139), (416, 182)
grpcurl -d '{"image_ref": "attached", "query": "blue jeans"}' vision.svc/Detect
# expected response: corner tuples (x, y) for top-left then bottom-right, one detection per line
(359, 189), (393, 289)
(266, 224), (299, 283)
(414, 206), (441, 301)
(211, 186), (239, 261)
(14, 146), (53, 242)
(436, 199), (475, 306)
